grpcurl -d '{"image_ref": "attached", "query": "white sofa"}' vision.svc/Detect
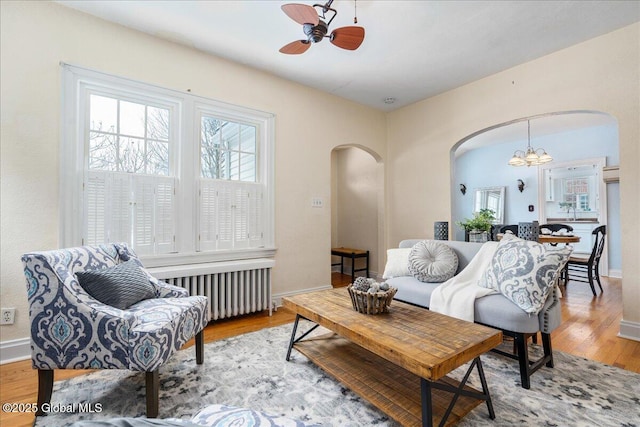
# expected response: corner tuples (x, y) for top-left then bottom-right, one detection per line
(386, 239), (562, 389)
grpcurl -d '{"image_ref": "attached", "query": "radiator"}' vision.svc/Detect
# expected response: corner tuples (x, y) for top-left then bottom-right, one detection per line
(148, 259), (274, 321)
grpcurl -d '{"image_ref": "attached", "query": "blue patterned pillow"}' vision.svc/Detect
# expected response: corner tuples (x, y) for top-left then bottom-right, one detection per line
(76, 260), (156, 310)
(479, 235), (571, 315)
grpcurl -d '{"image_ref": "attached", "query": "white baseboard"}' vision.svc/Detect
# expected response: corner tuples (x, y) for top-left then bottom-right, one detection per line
(272, 284), (333, 308)
(0, 337), (30, 365)
(618, 319), (640, 342)
(607, 269), (622, 278)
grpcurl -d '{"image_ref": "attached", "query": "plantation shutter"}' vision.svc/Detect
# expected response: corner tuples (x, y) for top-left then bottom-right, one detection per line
(216, 182), (234, 250)
(155, 179), (176, 253)
(233, 185), (250, 249)
(198, 180), (218, 251)
(197, 180), (266, 251)
(134, 177), (155, 255)
(85, 172), (175, 254)
(105, 173), (132, 245)
(247, 185), (264, 247)
(85, 172), (107, 245)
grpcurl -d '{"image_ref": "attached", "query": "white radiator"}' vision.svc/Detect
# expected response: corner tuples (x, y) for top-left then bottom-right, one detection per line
(148, 259), (274, 321)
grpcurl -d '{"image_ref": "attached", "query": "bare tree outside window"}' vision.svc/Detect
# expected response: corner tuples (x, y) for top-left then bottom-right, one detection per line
(88, 94), (169, 175)
(201, 115), (256, 182)
(201, 116), (228, 179)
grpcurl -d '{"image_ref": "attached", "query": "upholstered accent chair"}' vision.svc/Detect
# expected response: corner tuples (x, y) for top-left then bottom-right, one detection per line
(22, 244), (209, 418)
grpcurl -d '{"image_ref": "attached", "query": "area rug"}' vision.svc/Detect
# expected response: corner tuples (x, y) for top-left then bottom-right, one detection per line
(36, 323), (640, 426)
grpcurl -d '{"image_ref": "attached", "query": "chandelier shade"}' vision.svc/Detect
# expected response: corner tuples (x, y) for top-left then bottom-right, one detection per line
(508, 120), (553, 167)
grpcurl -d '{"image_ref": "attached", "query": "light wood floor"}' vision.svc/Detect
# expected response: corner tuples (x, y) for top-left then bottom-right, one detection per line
(1, 273), (638, 427)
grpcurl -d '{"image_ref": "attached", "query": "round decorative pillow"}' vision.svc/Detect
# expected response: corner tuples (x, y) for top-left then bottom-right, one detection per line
(408, 240), (459, 283)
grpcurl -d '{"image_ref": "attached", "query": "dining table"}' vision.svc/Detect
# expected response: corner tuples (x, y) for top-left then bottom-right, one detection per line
(537, 234), (581, 245)
(497, 233), (581, 245)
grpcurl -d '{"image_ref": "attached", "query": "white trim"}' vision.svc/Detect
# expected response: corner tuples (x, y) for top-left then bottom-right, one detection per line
(0, 337), (30, 365)
(537, 157), (608, 274)
(607, 269), (622, 278)
(147, 257), (275, 279)
(140, 247), (276, 268)
(618, 319), (640, 342)
(60, 62), (275, 264)
(272, 285), (333, 308)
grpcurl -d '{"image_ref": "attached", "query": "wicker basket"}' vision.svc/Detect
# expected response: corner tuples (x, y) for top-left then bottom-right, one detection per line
(347, 285), (398, 315)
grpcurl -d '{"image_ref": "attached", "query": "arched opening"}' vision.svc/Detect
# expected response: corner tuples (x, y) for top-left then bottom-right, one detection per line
(450, 110), (621, 278)
(330, 145), (384, 283)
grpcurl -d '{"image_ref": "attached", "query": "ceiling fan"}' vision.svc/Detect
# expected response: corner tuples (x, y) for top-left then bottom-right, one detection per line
(279, 1), (365, 55)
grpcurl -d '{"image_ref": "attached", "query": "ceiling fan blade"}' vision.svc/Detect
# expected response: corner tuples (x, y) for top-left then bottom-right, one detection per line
(279, 40), (312, 55)
(281, 3), (319, 26)
(330, 26), (365, 50)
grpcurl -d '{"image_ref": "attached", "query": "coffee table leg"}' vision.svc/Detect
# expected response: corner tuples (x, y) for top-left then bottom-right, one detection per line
(420, 378), (433, 427)
(286, 314), (321, 362)
(421, 357), (495, 426)
(475, 357), (495, 419)
(286, 315), (302, 361)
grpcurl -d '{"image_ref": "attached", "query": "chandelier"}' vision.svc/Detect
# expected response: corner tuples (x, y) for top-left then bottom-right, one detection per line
(508, 120), (553, 167)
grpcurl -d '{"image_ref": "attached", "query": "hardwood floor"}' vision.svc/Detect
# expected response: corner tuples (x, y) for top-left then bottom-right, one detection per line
(1, 272), (637, 427)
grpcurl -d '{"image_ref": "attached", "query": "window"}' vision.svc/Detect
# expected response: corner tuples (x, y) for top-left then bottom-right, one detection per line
(563, 178), (589, 211)
(61, 64), (274, 264)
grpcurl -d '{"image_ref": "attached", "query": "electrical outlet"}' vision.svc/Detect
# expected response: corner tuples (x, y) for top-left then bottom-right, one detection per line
(1, 308), (15, 325)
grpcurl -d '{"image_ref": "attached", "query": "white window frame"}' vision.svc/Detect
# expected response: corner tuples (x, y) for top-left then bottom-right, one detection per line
(60, 63), (275, 266)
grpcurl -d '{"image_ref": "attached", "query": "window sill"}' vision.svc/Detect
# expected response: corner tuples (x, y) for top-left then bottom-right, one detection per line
(140, 247), (277, 268)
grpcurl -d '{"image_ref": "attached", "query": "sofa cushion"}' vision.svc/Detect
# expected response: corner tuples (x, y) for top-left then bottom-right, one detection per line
(479, 235), (571, 315)
(408, 240), (458, 283)
(76, 259), (156, 310)
(387, 276), (439, 308)
(382, 248), (412, 279)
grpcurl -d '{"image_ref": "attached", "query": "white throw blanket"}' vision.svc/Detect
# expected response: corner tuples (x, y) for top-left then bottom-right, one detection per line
(429, 242), (499, 322)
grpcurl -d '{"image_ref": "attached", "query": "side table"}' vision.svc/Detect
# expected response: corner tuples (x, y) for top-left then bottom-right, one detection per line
(331, 247), (369, 283)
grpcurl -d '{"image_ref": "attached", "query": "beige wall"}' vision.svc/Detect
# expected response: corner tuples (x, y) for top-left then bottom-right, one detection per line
(1, 2), (638, 347)
(386, 24), (640, 330)
(331, 147), (380, 277)
(0, 2), (386, 342)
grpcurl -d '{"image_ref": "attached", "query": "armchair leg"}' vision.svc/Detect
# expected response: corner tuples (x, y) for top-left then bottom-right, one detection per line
(36, 369), (54, 416)
(145, 370), (159, 418)
(195, 329), (204, 365)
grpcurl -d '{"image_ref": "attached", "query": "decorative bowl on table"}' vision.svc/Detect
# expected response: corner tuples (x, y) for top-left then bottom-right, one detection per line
(347, 277), (397, 315)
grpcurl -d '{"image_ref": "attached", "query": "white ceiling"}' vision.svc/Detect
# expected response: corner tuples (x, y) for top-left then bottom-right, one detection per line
(57, 0), (640, 113)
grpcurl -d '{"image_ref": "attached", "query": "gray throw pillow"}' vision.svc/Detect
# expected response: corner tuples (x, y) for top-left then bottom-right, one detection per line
(479, 235), (572, 315)
(76, 260), (156, 310)
(408, 240), (459, 283)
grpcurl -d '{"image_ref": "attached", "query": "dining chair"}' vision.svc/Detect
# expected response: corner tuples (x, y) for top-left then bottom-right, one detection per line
(539, 223), (574, 234)
(566, 225), (606, 296)
(517, 221), (540, 241)
(498, 224), (519, 235)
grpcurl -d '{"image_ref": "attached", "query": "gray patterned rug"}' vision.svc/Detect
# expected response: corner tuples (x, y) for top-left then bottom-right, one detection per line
(36, 322), (640, 426)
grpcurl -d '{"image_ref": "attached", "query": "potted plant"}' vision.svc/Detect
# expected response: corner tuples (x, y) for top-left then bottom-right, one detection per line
(456, 209), (496, 242)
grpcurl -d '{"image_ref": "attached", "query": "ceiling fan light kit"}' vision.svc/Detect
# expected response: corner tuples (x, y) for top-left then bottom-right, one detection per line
(280, 1), (365, 54)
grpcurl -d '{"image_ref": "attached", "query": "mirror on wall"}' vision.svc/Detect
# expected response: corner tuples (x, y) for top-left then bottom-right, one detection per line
(473, 186), (505, 224)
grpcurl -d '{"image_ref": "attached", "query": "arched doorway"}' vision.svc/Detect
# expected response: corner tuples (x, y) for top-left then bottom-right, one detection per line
(331, 145), (384, 281)
(450, 111), (621, 277)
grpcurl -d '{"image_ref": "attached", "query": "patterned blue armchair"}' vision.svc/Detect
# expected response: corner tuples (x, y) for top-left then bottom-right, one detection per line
(22, 244), (209, 418)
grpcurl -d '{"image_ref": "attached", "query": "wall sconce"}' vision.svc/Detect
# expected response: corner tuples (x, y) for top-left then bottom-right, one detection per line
(459, 184), (467, 195)
(517, 179), (525, 192)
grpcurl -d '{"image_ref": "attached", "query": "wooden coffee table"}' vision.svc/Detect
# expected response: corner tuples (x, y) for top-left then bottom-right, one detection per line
(282, 288), (503, 427)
